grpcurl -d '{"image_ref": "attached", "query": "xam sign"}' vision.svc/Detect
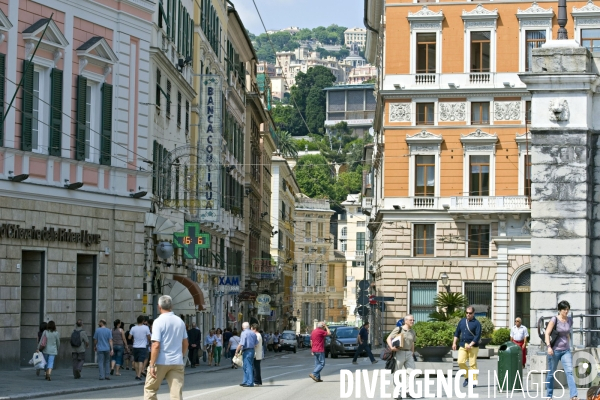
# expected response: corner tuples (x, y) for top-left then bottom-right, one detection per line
(218, 275), (240, 295)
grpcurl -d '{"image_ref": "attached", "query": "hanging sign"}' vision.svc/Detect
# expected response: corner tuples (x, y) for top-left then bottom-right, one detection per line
(256, 294), (271, 315)
(173, 222), (210, 259)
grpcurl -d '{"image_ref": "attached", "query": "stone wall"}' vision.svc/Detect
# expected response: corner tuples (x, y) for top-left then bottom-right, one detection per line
(0, 196), (145, 370)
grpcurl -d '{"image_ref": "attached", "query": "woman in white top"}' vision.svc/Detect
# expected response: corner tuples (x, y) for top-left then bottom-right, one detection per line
(227, 331), (241, 369)
(205, 329), (216, 366)
(214, 328), (223, 367)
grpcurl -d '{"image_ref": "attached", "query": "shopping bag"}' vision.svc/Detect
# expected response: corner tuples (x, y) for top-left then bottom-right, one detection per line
(232, 353), (243, 368)
(29, 352), (46, 369)
(202, 350), (207, 363)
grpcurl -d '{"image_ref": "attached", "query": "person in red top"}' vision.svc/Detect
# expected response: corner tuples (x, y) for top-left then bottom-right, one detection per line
(309, 321), (330, 382)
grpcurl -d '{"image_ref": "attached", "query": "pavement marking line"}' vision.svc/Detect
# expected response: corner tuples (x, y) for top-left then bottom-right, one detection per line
(262, 364), (304, 369)
(182, 370), (300, 399)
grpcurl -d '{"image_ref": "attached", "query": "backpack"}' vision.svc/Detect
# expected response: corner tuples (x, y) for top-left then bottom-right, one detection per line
(70, 329), (82, 347)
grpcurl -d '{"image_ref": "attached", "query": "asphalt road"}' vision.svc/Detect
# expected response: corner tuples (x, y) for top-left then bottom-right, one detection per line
(40, 350), (589, 400)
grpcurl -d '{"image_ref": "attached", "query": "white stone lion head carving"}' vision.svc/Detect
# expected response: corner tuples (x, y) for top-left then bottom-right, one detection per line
(549, 99), (570, 122)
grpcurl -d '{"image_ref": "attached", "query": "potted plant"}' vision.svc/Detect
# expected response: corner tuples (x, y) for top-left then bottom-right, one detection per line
(429, 292), (468, 321)
(478, 317), (494, 349)
(413, 321), (455, 362)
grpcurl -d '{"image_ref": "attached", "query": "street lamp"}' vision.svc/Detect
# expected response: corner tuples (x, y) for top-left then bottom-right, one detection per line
(440, 272), (450, 291)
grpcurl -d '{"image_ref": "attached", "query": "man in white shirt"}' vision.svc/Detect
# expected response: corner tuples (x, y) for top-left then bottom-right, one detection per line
(129, 315), (152, 381)
(144, 295), (189, 400)
(251, 324), (263, 386)
(510, 317), (529, 367)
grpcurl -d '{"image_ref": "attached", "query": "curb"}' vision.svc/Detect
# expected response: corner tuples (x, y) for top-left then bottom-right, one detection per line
(0, 353), (289, 400)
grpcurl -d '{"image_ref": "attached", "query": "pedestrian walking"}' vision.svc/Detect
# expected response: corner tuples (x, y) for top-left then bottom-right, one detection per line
(510, 317), (529, 367)
(251, 324), (263, 386)
(93, 319), (114, 380)
(38, 320), (60, 381)
(452, 306), (482, 388)
(273, 330), (280, 352)
(143, 319), (154, 375)
(144, 295), (189, 400)
(235, 322), (258, 387)
(124, 324), (135, 371)
(223, 327), (232, 359)
(214, 328), (223, 366)
(309, 321), (330, 383)
(129, 315), (151, 381)
(544, 300), (577, 400)
(227, 330), (241, 369)
(35, 322), (47, 377)
(352, 322), (378, 365)
(205, 329), (216, 366)
(187, 323), (201, 368)
(110, 319), (127, 376)
(386, 315), (416, 399)
(70, 319), (89, 379)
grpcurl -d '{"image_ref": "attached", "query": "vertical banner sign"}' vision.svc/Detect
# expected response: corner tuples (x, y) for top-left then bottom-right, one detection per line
(199, 75), (222, 222)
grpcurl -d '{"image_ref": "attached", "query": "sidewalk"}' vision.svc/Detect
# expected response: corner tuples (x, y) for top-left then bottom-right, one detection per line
(0, 351), (291, 400)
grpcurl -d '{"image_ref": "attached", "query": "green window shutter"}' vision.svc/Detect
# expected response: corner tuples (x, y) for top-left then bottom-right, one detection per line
(75, 75), (87, 160)
(49, 68), (63, 157)
(0, 53), (5, 146)
(100, 83), (113, 166)
(152, 140), (158, 194)
(21, 60), (34, 152)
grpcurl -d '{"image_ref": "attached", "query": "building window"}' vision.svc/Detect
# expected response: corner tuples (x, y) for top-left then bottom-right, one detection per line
(155, 69), (161, 109)
(526, 100), (531, 124)
(470, 32), (490, 72)
(177, 92), (182, 127)
(464, 282), (492, 318)
(31, 70), (47, 154)
(316, 264), (324, 286)
(525, 30), (546, 71)
(524, 154), (531, 197)
(470, 155), (490, 196)
(317, 223), (324, 238)
(468, 225), (490, 257)
(166, 80), (171, 118)
(338, 299), (343, 308)
(357, 221), (365, 227)
(304, 264), (312, 286)
(416, 32), (436, 73)
(341, 227), (347, 237)
(415, 155), (435, 196)
(471, 102), (490, 125)
(305, 222), (312, 238)
(302, 302), (311, 324)
(341, 241), (347, 252)
(185, 101), (190, 132)
(328, 267), (335, 286)
(316, 302), (325, 321)
(329, 299), (334, 308)
(410, 282), (437, 323)
(356, 232), (365, 252)
(417, 103), (434, 125)
(581, 29), (600, 52)
(413, 224), (434, 256)
(84, 83), (100, 162)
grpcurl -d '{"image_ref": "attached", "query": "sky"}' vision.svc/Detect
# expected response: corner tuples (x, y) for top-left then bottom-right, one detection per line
(234, 0), (365, 35)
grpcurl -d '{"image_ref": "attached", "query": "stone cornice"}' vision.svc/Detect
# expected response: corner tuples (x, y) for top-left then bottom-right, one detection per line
(462, 4), (499, 21)
(516, 2), (554, 19)
(380, 89), (530, 99)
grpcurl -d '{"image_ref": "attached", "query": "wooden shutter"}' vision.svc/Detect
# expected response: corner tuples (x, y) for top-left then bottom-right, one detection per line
(100, 83), (112, 166)
(0, 53), (5, 146)
(75, 75), (87, 160)
(152, 140), (158, 195)
(21, 60), (34, 152)
(49, 68), (63, 157)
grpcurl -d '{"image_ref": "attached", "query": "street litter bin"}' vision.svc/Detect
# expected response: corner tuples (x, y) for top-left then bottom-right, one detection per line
(497, 341), (523, 391)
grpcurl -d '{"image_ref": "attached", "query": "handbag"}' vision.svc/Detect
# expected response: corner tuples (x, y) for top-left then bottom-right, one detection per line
(202, 350), (207, 363)
(39, 331), (47, 351)
(548, 317), (560, 348)
(232, 353), (243, 368)
(380, 344), (393, 361)
(385, 356), (396, 372)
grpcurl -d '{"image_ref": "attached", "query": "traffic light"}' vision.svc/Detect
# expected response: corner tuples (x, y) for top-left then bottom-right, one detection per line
(356, 280), (370, 318)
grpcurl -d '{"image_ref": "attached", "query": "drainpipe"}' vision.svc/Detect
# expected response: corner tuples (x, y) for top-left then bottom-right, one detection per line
(364, 0), (378, 34)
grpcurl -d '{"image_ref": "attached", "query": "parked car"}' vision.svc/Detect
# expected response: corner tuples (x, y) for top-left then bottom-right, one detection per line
(301, 335), (311, 348)
(330, 327), (365, 358)
(279, 330), (297, 353)
(324, 325), (343, 358)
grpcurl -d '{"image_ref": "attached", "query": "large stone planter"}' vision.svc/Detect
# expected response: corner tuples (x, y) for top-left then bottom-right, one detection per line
(479, 338), (492, 349)
(416, 346), (452, 362)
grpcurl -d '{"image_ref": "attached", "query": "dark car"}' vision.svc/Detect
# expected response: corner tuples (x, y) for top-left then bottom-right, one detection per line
(302, 335), (311, 348)
(324, 325), (343, 358)
(330, 327), (366, 358)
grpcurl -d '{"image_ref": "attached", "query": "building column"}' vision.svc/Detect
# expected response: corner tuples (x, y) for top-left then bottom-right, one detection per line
(520, 41), (596, 345)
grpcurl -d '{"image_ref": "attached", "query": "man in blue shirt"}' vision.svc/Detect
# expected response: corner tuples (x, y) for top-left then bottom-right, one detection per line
(352, 322), (377, 364)
(235, 322), (258, 387)
(93, 319), (113, 380)
(452, 305), (482, 388)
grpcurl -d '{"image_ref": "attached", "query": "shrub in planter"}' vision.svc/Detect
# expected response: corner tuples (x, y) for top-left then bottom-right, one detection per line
(478, 317), (495, 339)
(413, 321), (455, 348)
(491, 328), (511, 345)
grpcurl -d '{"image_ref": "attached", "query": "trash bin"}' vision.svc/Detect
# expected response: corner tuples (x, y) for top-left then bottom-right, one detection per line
(497, 341), (523, 391)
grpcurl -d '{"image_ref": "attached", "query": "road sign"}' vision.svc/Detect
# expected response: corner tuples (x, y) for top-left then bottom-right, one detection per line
(358, 280), (370, 290)
(173, 223), (210, 259)
(356, 305), (370, 317)
(357, 292), (369, 306)
(369, 295), (377, 305)
(374, 296), (395, 302)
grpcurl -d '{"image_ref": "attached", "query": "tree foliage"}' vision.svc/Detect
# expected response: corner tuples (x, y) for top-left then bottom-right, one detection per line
(429, 292), (469, 321)
(288, 66), (336, 135)
(294, 154), (334, 199)
(275, 130), (298, 159)
(272, 105), (305, 137)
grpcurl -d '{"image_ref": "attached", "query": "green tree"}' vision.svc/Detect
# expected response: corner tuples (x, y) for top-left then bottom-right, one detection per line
(271, 105), (304, 137)
(332, 171), (362, 203)
(275, 131), (298, 159)
(290, 66), (336, 135)
(294, 154), (334, 199)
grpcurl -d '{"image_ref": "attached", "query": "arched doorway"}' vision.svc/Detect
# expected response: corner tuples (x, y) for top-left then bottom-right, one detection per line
(514, 268), (531, 328)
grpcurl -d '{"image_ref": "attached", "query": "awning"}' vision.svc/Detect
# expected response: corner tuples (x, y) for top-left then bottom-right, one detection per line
(163, 275), (204, 313)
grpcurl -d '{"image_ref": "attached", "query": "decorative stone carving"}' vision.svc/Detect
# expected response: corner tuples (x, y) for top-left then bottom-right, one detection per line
(411, 145), (438, 153)
(463, 129), (495, 138)
(521, 19), (552, 26)
(549, 99), (570, 121)
(494, 102), (521, 121)
(517, 2), (553, 14)
(463, 4), (498, 16)
(576, 18), (600, 25)
(407, 130), (442, 140)
(412, 22), (442, 30)
(389, 103), (411, 122)
(461, 129), (498, 150)
(521, 217), (532, 234)
(573, 0), (600, 13)
(408, 5), (444, 18)
(464, 145), (495, 152)
(465, 21), (496, 29)
(439, 102), (466, 121)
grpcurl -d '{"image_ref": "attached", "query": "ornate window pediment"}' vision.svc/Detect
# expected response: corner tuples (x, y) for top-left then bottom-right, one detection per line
(517, 2), (554, 27)
(76, 37), (118, 76)
(460, 129), (498, 146)
(0, 8), (12, 33)
(406, 130), (443, 146)
(407, 6), (444, 31)
(572, 0), (600, 30)
(23, 18), (69, 57)
(462, 4), (499, 30)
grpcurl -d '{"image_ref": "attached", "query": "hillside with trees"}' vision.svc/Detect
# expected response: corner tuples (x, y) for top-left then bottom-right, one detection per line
(248, 24), (348, 63)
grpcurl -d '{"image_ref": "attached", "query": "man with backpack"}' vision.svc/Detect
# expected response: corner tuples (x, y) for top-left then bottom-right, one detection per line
(70, 319), (89, 379)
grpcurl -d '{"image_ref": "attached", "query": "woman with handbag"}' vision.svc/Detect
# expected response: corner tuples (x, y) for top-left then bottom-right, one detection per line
(35, 322), (47, 376)
(227, 331), (241, 369)
(205, 329), (216, 366)
(38, 320), (60, 381)
(544, 300), (577, 400)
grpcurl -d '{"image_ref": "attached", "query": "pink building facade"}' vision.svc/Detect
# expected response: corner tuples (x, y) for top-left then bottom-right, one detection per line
(0, 0), (152, 369)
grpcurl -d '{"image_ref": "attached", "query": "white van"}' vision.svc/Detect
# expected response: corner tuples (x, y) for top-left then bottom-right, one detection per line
(280, 330), (297, 353)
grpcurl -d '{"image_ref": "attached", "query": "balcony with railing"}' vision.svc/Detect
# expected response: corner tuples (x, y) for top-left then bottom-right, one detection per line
(387, 72), (521, 91)
(355, 250), (365, 257)
(389, 196), (531, 213)
(329, 287), (336, 292)
(316, 287), (326, 293)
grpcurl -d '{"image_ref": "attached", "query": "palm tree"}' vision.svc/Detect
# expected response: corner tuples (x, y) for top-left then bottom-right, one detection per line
(429, 292), (469, 321)
(276, 130), (298, 159)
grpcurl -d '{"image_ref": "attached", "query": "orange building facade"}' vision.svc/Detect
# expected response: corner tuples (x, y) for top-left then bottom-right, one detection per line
(363, 0), (600, 336)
